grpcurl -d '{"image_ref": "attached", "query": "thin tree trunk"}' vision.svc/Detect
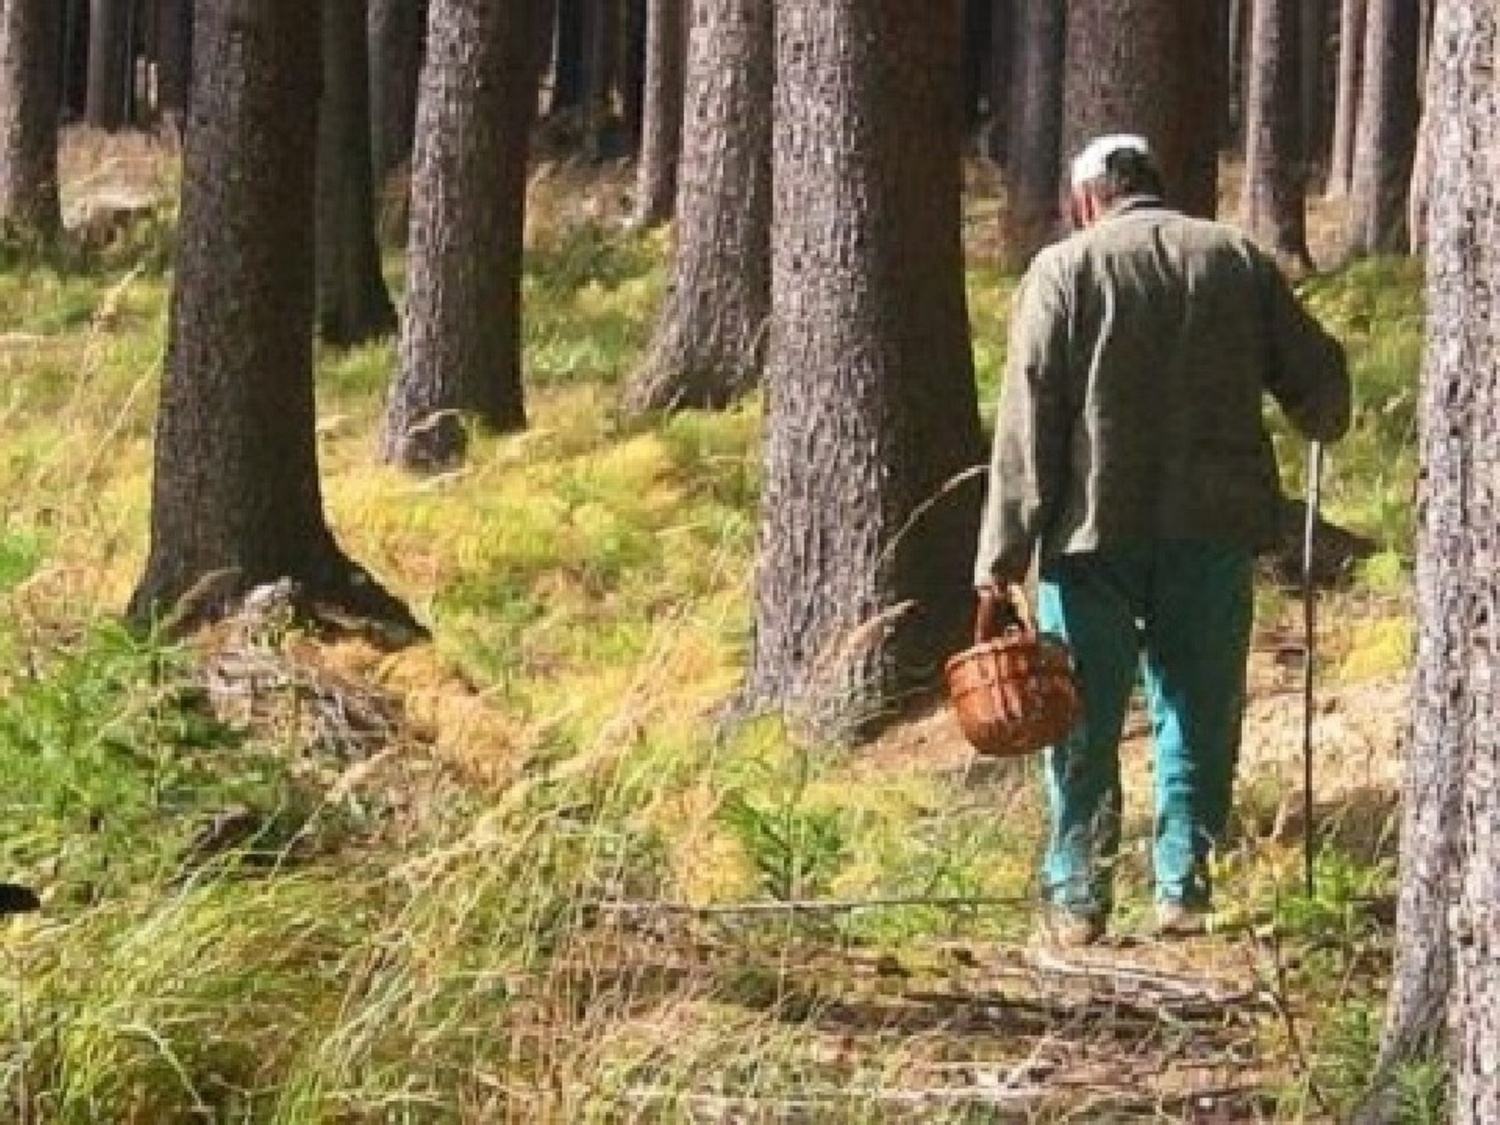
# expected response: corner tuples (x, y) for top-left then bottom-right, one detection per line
(85, 0), (129, 130)
(1226, 0), (1248, 146)
(1300, 0), (1329, 181)
(1242, 0), (1312, 271)
(380, 0), (540, 470)
(129, 0), (421, 640)
(583, 0), (617, 159)
(621, 0), (646, 150)
(998, 0), (1065, 269)
(1346, 0), (1420, 255)
(980, 0), (1013, 163)
(317, 0), (398, 347)
(1326, 0), (1365, 197)
(553, 0), (586, 112)
(631, 0), (684, 227)
(0, 0), (63, 241)
(619, 0), (772, 413)
(153, 0), (191, 135)
(369, 0), (428, 182)
(744, 0), (984, 739)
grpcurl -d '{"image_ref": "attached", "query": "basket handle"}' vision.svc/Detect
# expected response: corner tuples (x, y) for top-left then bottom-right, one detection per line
(976, 583), (1034, 643)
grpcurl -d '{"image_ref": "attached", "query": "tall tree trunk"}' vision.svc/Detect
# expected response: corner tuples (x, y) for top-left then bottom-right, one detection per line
(553, 0), (586, 112)
(582, 0), (617, 159)
(619, 0), (772, 413)
(998, 0), (1065, 269)
(621, 0), (647, 150)
(979, 0), (1013, 163)
(0, 0), (63, 241)
(1226, 0), (1248, 146)
(1300, 0), (1330, 180)
(85, 0), (129, 130)
(318, 0), (398, 347)
(153, 0), (191, 134)
(631, 0), (684, 227)
(744, 0), (985, 739)
(1346, 0), (1420, 255)
(1063, 0), (1223, 219)
(961, 0), (992, 134)
(129, 0), (421, 641)
(1242, 0), (1312, 270)
(59, 0), (88, 121)
(1326, 0), (1365, 197)
(1359, 6), (1498, 1122)
(380, 0), (539, 470)
(369, 0), (428, 182)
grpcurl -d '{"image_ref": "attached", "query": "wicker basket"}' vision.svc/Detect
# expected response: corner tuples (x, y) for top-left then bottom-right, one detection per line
(944, 586), (1083, 758)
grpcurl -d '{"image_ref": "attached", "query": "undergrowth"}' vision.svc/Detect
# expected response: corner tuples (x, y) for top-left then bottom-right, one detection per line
(0, 149), (1422, 1122)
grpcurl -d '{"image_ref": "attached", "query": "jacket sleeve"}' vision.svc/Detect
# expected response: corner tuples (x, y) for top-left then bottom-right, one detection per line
(1261, 257), (1352, 442)
(974, 259), (1073, 588)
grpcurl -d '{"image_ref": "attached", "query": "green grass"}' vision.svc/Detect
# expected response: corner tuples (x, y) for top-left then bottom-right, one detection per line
(0, 169), (1424, 1122)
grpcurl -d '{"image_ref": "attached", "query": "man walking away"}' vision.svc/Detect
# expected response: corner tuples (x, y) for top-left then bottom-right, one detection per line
(975, 134), (1350, 946)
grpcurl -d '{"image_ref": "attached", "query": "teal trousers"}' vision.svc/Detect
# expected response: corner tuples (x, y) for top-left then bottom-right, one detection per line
(1035, 540), (1254, 916)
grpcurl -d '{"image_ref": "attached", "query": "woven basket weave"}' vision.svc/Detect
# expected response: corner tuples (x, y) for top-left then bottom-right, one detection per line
(944, 586), (1083, 758)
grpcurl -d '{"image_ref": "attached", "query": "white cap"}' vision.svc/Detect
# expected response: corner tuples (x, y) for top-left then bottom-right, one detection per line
(1069, 133), (1152, 189)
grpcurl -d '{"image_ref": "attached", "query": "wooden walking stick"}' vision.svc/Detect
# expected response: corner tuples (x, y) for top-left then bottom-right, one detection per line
(1301, 442), (1324, 898)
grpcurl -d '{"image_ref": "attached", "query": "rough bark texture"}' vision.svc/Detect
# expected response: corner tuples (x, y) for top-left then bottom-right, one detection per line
(85, 0), (129, 130)
(1358, 7), (1497, 1122)
(0, 0), (62, 240)
(998, 0), (1065, 269)
(369, 0), (428, 181)
(1346, 0), (1420, 255)
(1242, 0), (1312, 270)
(129, 0), (421, 641)
(619, 0), (771, 414)
(744, 0), (985, 740)
(1063, 0), (1223, 219)
(631, 0), (683, 228)
(317, 0), (398, 347)
(380, 0), (538, 470)
(1326, 0), (1365, 196)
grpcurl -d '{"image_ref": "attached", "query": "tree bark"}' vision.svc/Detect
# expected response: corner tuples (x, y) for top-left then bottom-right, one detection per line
(1326, 0), (1365, 197)
(1063, 0), (1223, 219)
(998, 0), (1065, 269)
(743, 0), (985, 739)
(317, 0), (398, 347)
(979, 0), (1013, 163)
(380, 0), (539, 470)
(619, 0), (772, 413)
(621, 0), (647, 150)
(1358, 5), (1498, 1121)
(368, 0), (428, 182)
(1345, 0), (1420, 256)
(1242, 0), (1312, 270)
(1300, 0), (1330, 180)
(631, 0), (684, 228)
(85, 0), (130, 130)
(129, 0), (421, 641)
(0, 0), (63, 241)
(553, 0), (586, 112)
(582, 0), (617, 159)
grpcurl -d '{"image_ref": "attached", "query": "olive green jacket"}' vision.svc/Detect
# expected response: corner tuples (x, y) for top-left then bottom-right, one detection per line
(975, 199), (1351, 587)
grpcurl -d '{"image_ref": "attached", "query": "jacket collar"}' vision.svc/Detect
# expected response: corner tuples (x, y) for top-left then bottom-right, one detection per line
(1107, 194), (1168, 218)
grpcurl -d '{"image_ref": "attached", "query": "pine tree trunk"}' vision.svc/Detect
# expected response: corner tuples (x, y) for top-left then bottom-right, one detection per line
(317, 0), (398, 347)
(1242, 0), (1312, 270)
(380, 0), (539, 470)
(553, 0), (586, 112)
(582, 0), (617, 159)
(369, 0), (428, 182)
(1326, 0), (1365, 197)
(1226, 0), (1248, 146)
(1358, 7), (1496, 1121)
(85, 0), (129, 130)
(1300, 0), (1330, 181)
(129, 0), (421, 641)
(998, 0), (1065, 269)
(0, 0), (62, 241)
(619, 0), (772, 414)
(743, 0), (984, 739)
(621, 0), (647, 150)
(979, 0), (1013, 163)
(1063, 0), (1222, 219)
(631, 0), (684, 228)
(1427, 12), (1500, 1119)
(1346, 0), (1420, 256)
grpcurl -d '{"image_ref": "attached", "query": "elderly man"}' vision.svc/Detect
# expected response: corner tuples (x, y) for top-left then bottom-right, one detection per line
(976, 134), (1351, 945)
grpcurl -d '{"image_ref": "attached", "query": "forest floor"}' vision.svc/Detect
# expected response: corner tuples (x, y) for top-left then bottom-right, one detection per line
(0, 131), (1429, 1123)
